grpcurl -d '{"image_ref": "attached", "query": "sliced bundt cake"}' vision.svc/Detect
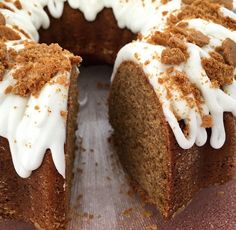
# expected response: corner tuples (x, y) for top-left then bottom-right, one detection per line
(109, 0), (236, 218)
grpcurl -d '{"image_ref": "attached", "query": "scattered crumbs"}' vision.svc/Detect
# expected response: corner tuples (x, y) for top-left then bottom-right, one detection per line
(82, 212), (94, 221)
(127, 188), (135, 197)
(106, 176), (111, 181)
(201, 115), (213, 128)
(34, 105), (40, 110)
(77, 168), (83, 174)
(81, 147), (86, 152)
(4, 85), (13, 94)
(74, 194), (83, 209)
(90, 148), (94, 153)
(121, 208), (133, 217)
(95, 162), (98, 167)
(146, 224), (158, 230)
(97, 214), (101, 219)
(60, 110), (67, 119)
(143, 209), (153, 218)
(217, 191), (225, 196)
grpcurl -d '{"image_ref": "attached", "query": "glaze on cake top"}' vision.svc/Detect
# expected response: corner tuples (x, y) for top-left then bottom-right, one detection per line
(0, 0), (236, 178)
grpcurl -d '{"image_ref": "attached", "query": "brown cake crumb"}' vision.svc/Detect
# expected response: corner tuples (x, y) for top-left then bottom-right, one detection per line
(9, 42), (81, 97)
(202, 57), (234, 87)
(161, 48), (186, 65)
(4, 85), (12, 94)
(220, 38), (236, 67)
(14, 0), (22, 9)
(0, 43), (7, 77)
(0, 25), (21, 40)
(60, 111), (67, 119)
(34, 105), (40, 111)
(186, 29), (210, 47)
(142, 210), (153, 218)
(147, 31), (170, 46)
(121, 208), (133, 217)
(210, 0), (233, 10)
(209, 51), (225, 63)
(201, 115), (213, 128)
(146, 224), (158, 230)
(0, 13), (6, 25)
(170, 0), (236, 31)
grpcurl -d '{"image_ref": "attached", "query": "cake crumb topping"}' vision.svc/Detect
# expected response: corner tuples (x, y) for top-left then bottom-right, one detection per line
(220, 38), (236, 67)
(161, 47), (186, 65)
(0, 12), (6, 25)
(169, 0), (236, 31)
(2, 41), (81, 97)
(0, 25), (21, 40)
(202, 57), (234, 87)
(186, 29), (209, 47)
(201, 115), (213, 128)
(0, 41), (7, 80)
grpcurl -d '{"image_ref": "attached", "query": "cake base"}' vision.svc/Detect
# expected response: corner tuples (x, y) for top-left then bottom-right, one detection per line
(109, 61), (236, 218)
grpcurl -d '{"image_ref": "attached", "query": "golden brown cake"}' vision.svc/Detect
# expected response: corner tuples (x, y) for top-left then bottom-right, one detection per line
(0, 0), (235, 229)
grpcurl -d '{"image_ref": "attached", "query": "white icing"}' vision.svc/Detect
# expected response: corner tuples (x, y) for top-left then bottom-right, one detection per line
(0, 0), (236, 177)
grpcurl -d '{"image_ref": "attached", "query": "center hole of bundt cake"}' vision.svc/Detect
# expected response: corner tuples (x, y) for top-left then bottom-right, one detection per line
(39, 7), (135, 65)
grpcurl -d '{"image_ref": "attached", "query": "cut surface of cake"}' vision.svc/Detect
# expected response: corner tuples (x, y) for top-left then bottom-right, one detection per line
(109, 0), (236, 218)
(0, 0), (235, 229)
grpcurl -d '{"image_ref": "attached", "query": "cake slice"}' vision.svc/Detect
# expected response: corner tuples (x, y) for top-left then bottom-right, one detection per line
(0, 18), (81, 229)
(109, 0), (236, 218)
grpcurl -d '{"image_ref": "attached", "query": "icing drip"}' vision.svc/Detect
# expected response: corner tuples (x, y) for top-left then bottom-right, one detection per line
(0, 0), (236, 178)
(0, 40), (74, 178)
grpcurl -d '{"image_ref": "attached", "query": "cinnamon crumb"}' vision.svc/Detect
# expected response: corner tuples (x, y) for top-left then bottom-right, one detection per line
(220, 38), (236, 67)
(0, 25), (21, 40)
(202, 57), (234, 87)
(8, 42), (81, 97)
(146, 224), (158, 230)
(34, 105), (40, 110)
(161, 48), (186, 65)
(4, 85), (13, 94)
(143, 210), (153, 218)
(172, 0), (236, 31)
(60, 110), (67, 119)
(14, 0), (22, 9)
(121, 208), (133, 217)
(147, 31), (170, 46)
(201, 115), (213, 128)
(209, 51), (225, 63)
(186, 29), (210, 47)
(0, 13), (6, 25)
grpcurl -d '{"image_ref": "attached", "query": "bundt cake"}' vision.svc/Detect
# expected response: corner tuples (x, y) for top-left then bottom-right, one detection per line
(0, 0), (235, 229)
